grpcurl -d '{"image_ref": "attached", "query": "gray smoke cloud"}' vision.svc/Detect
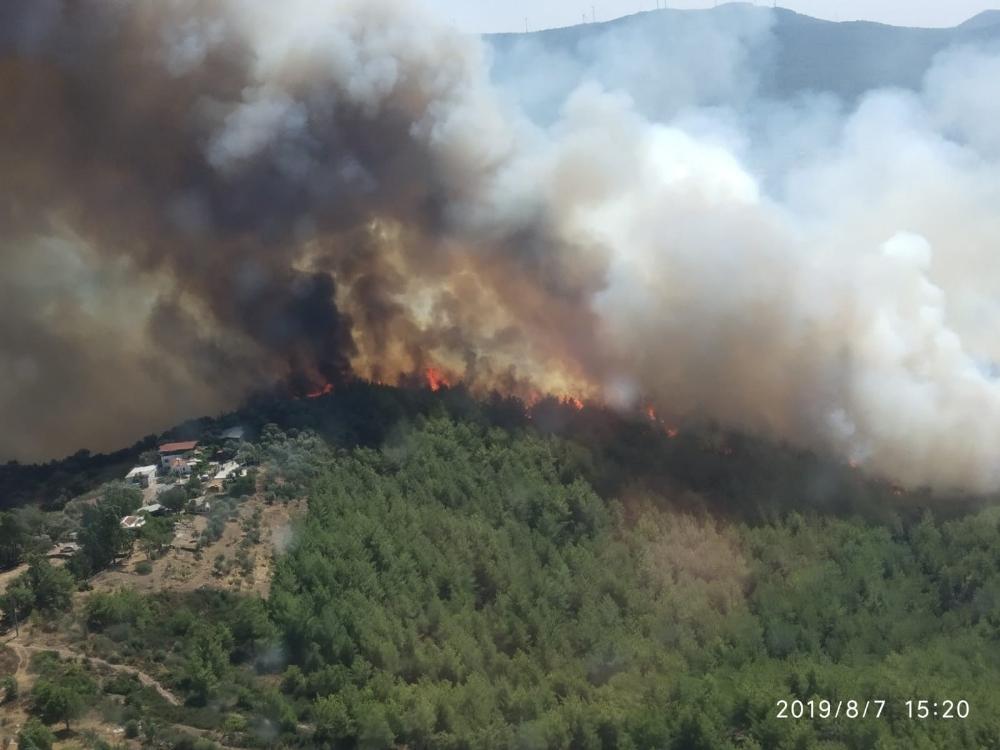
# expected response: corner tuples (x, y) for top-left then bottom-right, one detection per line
(3, 0), (1000, 494)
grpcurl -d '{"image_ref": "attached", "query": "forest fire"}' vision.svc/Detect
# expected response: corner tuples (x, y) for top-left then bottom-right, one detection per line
(297, 372), (691, 449)
(425, 368), (450, 392)
(644, 404), (679, 438)
(305, 383), (334, 399)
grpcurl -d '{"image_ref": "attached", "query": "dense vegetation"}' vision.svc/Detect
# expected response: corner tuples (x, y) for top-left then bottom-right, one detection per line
(260, 417), (1000, 749)
(4, 384), (1000, 748)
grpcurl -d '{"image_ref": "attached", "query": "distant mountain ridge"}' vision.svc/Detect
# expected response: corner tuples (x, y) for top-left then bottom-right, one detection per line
(488, 4), (1000, 104)
(959, 9), (1000, 29)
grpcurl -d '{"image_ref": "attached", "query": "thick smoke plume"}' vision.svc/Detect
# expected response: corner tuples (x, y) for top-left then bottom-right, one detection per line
(4, 0), (1000, 494)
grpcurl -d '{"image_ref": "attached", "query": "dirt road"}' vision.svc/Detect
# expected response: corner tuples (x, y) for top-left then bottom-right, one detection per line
(7, 638), (181, 706)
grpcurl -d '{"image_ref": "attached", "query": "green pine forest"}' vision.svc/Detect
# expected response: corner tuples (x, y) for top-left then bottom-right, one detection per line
(3, 384), (1000, 749)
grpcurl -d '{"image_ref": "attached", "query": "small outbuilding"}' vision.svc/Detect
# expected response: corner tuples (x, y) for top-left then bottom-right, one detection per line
(125, 465), (158, 489)
(213, 460), (240, 481)
(188, 496), (212, 514)
(46, 542), (81, 559)
(120, 515), (147, 530)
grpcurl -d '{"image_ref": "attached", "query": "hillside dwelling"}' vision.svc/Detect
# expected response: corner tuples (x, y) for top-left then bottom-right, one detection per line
(158, 440), (199, 467)
(166, 456), (192, 476)
(137, 503), (166, 516)
(120, 515), (146, 530)
(46, 542), (81, 559)
(125, 464), (158, 489)
(221, 426), (245, 441)
(213, 460), (240, 482)
(189, 496), (211, 514)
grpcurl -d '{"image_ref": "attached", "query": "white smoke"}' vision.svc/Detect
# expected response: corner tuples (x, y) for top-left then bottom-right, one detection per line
(530, 58), (1000, 491)
(410, 4), (1000, 493)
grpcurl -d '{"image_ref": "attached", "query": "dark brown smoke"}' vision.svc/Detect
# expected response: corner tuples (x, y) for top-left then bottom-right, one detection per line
(0, 0), (602, 462)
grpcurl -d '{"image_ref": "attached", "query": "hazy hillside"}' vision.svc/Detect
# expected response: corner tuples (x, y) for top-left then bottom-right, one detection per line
(958, 9), (1000, 30)
(490, 3), (1000, 105)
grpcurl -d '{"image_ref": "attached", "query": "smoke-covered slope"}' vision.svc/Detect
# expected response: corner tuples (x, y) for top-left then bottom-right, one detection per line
(7, 1), (1000, 496)
(490, 4), (1000, 108)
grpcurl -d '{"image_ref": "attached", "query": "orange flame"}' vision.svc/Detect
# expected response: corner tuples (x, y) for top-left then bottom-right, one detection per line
(643, 404), (678, 438)
(524, 391), (543, 408)
(306, 383), (333, 399)
(564, 396), (584, 411)
(425, 367), (449, 392)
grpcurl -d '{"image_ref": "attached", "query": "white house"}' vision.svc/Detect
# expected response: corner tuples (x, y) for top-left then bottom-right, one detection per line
(125, 465), (158, 489)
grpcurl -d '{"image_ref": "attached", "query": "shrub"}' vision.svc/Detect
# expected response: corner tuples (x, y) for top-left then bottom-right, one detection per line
(124, 719), (140, 738)
(222, 713), (247, 735)
(281, 665), (306, 697)
(236, 549), (254, 577)
(28, 651), (61, 677)
(84, 590), (150, 631)
(18, 717), (55, 750)
(160, 487), (188, 513)
(227, 473), (255, 499)
(165, 607), (197, 636)
(260, 690), (298, 733)
(135, 560), (153, 575)
(3, 558), (74, 617)
(103, 672), (140, 696)
(212, 555), (229, 577)
(139, 517), (175, 559)
(31, 671), (94, 730)
(0, 674), (17, 703)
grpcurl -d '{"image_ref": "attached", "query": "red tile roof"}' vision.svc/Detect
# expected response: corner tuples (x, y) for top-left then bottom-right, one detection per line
(159, 440), (198, 454)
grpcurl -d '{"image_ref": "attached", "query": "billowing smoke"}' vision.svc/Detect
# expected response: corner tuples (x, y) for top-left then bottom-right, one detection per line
(3, 1), (1000, 494)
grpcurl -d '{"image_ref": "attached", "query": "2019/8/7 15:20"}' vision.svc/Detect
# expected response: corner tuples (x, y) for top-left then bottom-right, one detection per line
(776, 699), (971, 720)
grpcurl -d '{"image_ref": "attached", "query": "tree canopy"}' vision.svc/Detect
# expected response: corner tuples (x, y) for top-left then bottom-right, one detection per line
(265, 419), (1000, 749)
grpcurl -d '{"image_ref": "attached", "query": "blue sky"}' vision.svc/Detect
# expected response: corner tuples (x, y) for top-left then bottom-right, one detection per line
(422, 1), (999, 34)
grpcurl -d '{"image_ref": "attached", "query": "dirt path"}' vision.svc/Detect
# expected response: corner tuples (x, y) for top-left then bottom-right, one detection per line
(9, 638), (181, 706)
(7, 638), (28, 673)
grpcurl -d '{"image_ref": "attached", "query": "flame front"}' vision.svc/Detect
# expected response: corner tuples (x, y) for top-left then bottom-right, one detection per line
(425, 368), (449, 392)
(306, 383), (334, 399)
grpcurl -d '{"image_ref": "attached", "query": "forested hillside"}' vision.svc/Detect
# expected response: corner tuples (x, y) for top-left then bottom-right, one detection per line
(263, 417), (1000, 749)
(4, 388), (1000, 748)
